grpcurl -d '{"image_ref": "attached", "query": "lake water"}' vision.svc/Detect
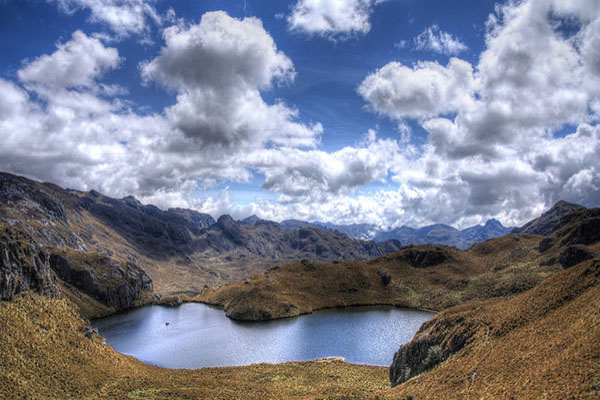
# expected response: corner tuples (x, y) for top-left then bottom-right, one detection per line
(93, 303), (433, 369)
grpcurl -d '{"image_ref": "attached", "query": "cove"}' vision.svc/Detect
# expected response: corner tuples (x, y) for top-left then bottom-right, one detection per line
(93, 303), (434, 369)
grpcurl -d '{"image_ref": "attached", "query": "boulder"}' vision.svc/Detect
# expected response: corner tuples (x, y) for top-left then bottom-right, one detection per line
(538, 237), (554, 253)
(400, 247), (451, 268)
(559, 245), (593, 269)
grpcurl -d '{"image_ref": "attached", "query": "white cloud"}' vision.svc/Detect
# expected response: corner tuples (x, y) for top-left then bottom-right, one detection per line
(358, 58), (475, 119)
(354, 0), (600, 227)
(287, 0), (386, 39)
(18, 30), (120, 90)
(51, 0), (162, 39)
(247, 133), (401, 203)
(414, 25), (468, 55)
(142, 11), (321, 149)
(3, 2), (600, 231)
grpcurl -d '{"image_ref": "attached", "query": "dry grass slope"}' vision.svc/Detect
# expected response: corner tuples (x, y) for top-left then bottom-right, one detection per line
(198, 236), (560, 321)
(390, 256), (600, 399)
(0, 293), (395, 400)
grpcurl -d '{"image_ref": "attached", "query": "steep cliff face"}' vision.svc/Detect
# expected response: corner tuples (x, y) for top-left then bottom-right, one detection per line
(49, 250), (153, 312)
(0, 224), (58, 300)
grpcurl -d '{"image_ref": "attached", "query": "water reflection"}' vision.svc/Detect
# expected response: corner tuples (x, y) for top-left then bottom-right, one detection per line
(93, 303), (433, 369)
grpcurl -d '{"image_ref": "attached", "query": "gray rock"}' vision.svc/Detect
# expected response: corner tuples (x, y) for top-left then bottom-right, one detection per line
(559, 245), (593, 269)
(0, 226), (59, 300)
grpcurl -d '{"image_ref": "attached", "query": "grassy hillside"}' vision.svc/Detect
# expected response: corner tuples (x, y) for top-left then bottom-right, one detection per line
(197, 234), (560, 321)
(0, 293), (392, 400)
(388, 256), (600, 399)
(1, 251), (598, 399)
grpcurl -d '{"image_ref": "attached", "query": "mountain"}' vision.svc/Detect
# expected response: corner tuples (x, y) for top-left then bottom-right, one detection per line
(280, 219), (322, 231)
(313, 222), (377, 240)
(512, 200), (585, 235)
(372, 219), (514, 250)
(199, 205), (600, 321)
(0, 172), (401, 314)
(280, 219), (514, 250)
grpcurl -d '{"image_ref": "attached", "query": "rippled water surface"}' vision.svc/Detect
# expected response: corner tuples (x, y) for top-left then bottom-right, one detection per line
(93, 303), (433, 368)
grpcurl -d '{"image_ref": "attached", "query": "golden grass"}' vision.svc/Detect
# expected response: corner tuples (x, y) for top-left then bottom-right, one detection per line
(1, 253), (598, 399)
(390, 257), (600, 399)
(0, 293), (394, 400)
(197, 236), (559, 321)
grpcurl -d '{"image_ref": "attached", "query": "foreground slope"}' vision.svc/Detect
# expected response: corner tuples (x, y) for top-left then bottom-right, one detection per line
(389, 255), (600, 399)
(0, 293), (392, 400)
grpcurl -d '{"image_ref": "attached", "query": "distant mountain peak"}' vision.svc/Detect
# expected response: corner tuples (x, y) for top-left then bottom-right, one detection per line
(513, 200), (585, 236)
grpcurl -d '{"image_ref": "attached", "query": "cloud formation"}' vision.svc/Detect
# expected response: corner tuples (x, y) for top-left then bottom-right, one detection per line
(51, 0), (163, 38)
(142, 11), (321, 149)
(18, 30), (121, 90)
(356, 0), (600, 227)
(2, 1), (600, 231)
(358, 58), (475, 119)
(414, 25), (468, 55)
(287, 0), (385, 39)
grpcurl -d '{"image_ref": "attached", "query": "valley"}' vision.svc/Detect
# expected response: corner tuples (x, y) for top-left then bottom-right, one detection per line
(1, 172), (599, 399)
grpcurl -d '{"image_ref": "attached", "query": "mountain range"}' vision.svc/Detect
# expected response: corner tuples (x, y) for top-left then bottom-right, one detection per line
(280, 217), (515, 250)
(1, 170), (599, 399)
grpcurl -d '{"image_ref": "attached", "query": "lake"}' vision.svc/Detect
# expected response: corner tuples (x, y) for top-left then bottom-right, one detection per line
(93, 303), (433, 369)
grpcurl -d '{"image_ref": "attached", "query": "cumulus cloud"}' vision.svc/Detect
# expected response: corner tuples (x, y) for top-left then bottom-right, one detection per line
(355, 0), (600, 227)
(358, 58), (475, 119)
(414, 25), (468, 55)
(18, 30), (120, 90)
(247, 133), (401, 203)
(51, 0), (162, 38)
(287, 0), (386, 39)
(142, 11), (321, 149)
(3, 1), (600, 231)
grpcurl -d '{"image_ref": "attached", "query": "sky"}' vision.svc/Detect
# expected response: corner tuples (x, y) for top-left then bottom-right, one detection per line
(0, 0), (599, 229)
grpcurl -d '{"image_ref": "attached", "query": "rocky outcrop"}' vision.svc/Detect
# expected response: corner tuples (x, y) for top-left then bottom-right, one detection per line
(398, 246), (452, 268)
(559, 245), (593, 269)
(538, 237), (554, 253)
(390, 313), (477, 387)
(0, 225), (58, 300)
(49, 252), (152, 311)
(561, 216), (600, 246)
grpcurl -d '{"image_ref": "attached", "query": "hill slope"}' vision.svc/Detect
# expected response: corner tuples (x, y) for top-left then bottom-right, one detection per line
(0, 172), (401, 307)
(199, 207), (600, 322)
(389, 251), (600, 399)
(198, 234), (559, 321)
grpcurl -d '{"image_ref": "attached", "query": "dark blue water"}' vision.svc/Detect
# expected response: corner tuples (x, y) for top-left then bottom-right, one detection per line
(93, 303), (433, 368)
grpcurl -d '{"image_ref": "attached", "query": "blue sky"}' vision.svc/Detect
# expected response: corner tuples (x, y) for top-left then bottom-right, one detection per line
(1, 0), (599, 229)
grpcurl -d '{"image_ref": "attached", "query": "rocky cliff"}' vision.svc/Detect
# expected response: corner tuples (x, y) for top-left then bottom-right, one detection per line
(0, 224), (58, 300)
(49, 251), (153, 312)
